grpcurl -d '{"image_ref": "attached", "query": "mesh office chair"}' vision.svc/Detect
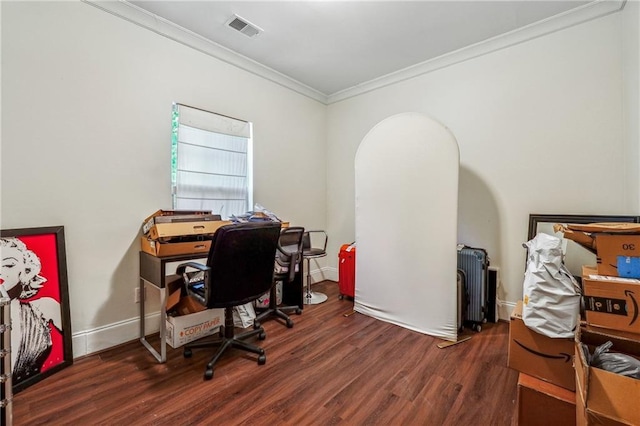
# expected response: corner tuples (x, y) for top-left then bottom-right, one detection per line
(176, 221), (281, 380)
(254, 226), (305, 329)
(302, 230), (328, 304)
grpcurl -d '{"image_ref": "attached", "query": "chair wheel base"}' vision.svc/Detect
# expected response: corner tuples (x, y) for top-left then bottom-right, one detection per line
(204, 369), (214, 380)
(253, 321), (261, 329)
(184, 349), (192, 358)
(258, 332), (266, 340)
(286, 319), (294, 328)
(295, 308), (302, 315)
(258, 354), (266, 365)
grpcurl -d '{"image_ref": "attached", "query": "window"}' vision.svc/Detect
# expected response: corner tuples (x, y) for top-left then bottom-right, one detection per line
(171, 103), (253, 219)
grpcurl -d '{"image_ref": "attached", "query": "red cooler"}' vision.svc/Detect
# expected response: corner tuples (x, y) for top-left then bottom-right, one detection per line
(338, 243), (356, 299)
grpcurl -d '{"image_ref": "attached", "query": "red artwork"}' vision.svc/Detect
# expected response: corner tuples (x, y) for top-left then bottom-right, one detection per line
(0, 226), (72, 393)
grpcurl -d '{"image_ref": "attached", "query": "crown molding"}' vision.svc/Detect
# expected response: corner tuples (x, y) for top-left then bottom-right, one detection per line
(327, 0), (627, 104)
(82, 0), (329, 104)
(83, 0), (625, 106)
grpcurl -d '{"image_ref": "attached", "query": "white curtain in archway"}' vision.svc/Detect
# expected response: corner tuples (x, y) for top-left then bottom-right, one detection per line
(354, 112), (459, 341)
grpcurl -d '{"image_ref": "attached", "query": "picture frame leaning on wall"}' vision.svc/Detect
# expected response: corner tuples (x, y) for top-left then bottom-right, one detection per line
(0, 226), (72, 393)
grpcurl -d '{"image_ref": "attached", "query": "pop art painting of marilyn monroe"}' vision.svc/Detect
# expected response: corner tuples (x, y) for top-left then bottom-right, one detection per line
(0, 226), (72, 393)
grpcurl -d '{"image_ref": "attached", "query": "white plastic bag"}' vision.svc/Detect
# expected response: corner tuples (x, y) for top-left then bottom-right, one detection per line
(232, 302), (256, 328)
(522, 233), (581, 338)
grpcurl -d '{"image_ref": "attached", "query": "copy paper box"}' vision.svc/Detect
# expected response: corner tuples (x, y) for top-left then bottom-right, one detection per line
(508, 301), (576, 391)
(582, 265), (640, 335)
(575, 326), (640, 425)
(165, 307), (223, 348)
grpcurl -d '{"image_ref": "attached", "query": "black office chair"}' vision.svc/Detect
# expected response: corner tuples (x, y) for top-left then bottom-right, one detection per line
(176, 221), (281, 380)
(302, 230), (328, 304)
(254, 226), (305, 329)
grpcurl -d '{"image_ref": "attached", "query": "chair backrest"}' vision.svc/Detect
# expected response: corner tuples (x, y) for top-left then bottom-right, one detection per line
(275, 226), (305, 282)
(202, 221), (281, 309)
(302, 230), (328, 254)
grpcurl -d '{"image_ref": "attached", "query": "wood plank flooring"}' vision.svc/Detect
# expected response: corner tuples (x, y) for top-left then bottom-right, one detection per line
(12, 281), (518, 425)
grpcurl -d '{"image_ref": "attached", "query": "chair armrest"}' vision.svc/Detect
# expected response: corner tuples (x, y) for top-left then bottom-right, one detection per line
(176, 262), (210, 276)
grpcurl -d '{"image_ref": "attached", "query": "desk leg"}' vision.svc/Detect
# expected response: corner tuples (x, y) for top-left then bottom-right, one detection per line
(139, 278), (167, 363)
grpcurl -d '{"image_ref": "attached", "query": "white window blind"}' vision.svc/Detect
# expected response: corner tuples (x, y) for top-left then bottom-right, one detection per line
(171, 103), (253, 219)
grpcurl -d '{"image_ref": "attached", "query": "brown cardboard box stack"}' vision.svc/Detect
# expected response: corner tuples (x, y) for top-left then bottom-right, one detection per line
(509, 222), (640, 425)
(508, 301), (578, 425)
(140, 209), (231, 257)
(562, 223), (640, 425)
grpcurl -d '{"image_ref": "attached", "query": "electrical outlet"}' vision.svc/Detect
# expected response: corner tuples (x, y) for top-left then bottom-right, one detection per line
(134, 287), (145, 303)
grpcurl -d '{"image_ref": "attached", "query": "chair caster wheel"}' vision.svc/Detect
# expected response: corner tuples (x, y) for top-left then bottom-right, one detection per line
(258, 354), (266, 365)
(253, 321), (261, 329)
(295, 308), (302, 315)
(204, 369), (213, 380)
(339, 294), (344, 300)
(184, 349), (192, 358)
(258, 331), (266, 340)
(286, 319), (294, 328)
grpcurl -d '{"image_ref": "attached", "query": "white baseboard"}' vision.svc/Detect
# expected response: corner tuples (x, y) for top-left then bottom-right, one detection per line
(497, 299), (517, 322)
(74, 266), (511, 358)
(311, 266), (337, 284)
(72, 312), (161, 359)
(72, 267), (338, 359)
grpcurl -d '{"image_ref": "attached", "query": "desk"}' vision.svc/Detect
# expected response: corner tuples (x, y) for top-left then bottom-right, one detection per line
(139, 250), (304, 363)
(139, 251), (205, 362)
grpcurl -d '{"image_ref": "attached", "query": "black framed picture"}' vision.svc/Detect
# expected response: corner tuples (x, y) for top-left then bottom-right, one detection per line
(0, 226), (73, 393)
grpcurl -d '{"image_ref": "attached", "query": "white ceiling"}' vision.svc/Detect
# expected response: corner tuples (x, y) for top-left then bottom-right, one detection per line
(126, 0), (593, 97)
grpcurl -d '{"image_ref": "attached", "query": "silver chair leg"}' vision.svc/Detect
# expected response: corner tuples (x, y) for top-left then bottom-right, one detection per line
(304, 257), (327, 305)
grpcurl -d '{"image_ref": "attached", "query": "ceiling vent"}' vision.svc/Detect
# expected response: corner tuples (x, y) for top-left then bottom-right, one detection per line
(226, 15), (263, 38)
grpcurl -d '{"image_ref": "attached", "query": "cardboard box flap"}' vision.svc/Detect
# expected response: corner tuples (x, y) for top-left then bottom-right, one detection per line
(554, 224), (597, 253)
(566, 223), (640, 234)
(142, 209), (214, 235)
(165, 275), (184, 311)
(511, 300), (523, 320)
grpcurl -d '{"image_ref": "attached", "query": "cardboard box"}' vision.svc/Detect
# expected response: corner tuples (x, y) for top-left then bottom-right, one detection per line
(582, 265), (640, 334)
(148, 219), (231, 241)
(165, 306), (223, 348)
(595, 234), (640, 277)
(517, 373), (576, 426)
(575, 326), (640, 425)
(142, 210), (216, 235)
(508, 301), (576, 391)
(140, 236), (211, 257)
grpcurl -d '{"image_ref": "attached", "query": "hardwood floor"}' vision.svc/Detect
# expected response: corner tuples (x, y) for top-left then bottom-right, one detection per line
(13, 281), (518, 425)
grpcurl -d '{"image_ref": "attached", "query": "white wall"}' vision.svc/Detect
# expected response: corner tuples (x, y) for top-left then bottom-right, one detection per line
(623, 0), (640, 212)
(2, 2), (638, 359)
(326, 12), (636, 320)
(1, 1), (327, 357)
